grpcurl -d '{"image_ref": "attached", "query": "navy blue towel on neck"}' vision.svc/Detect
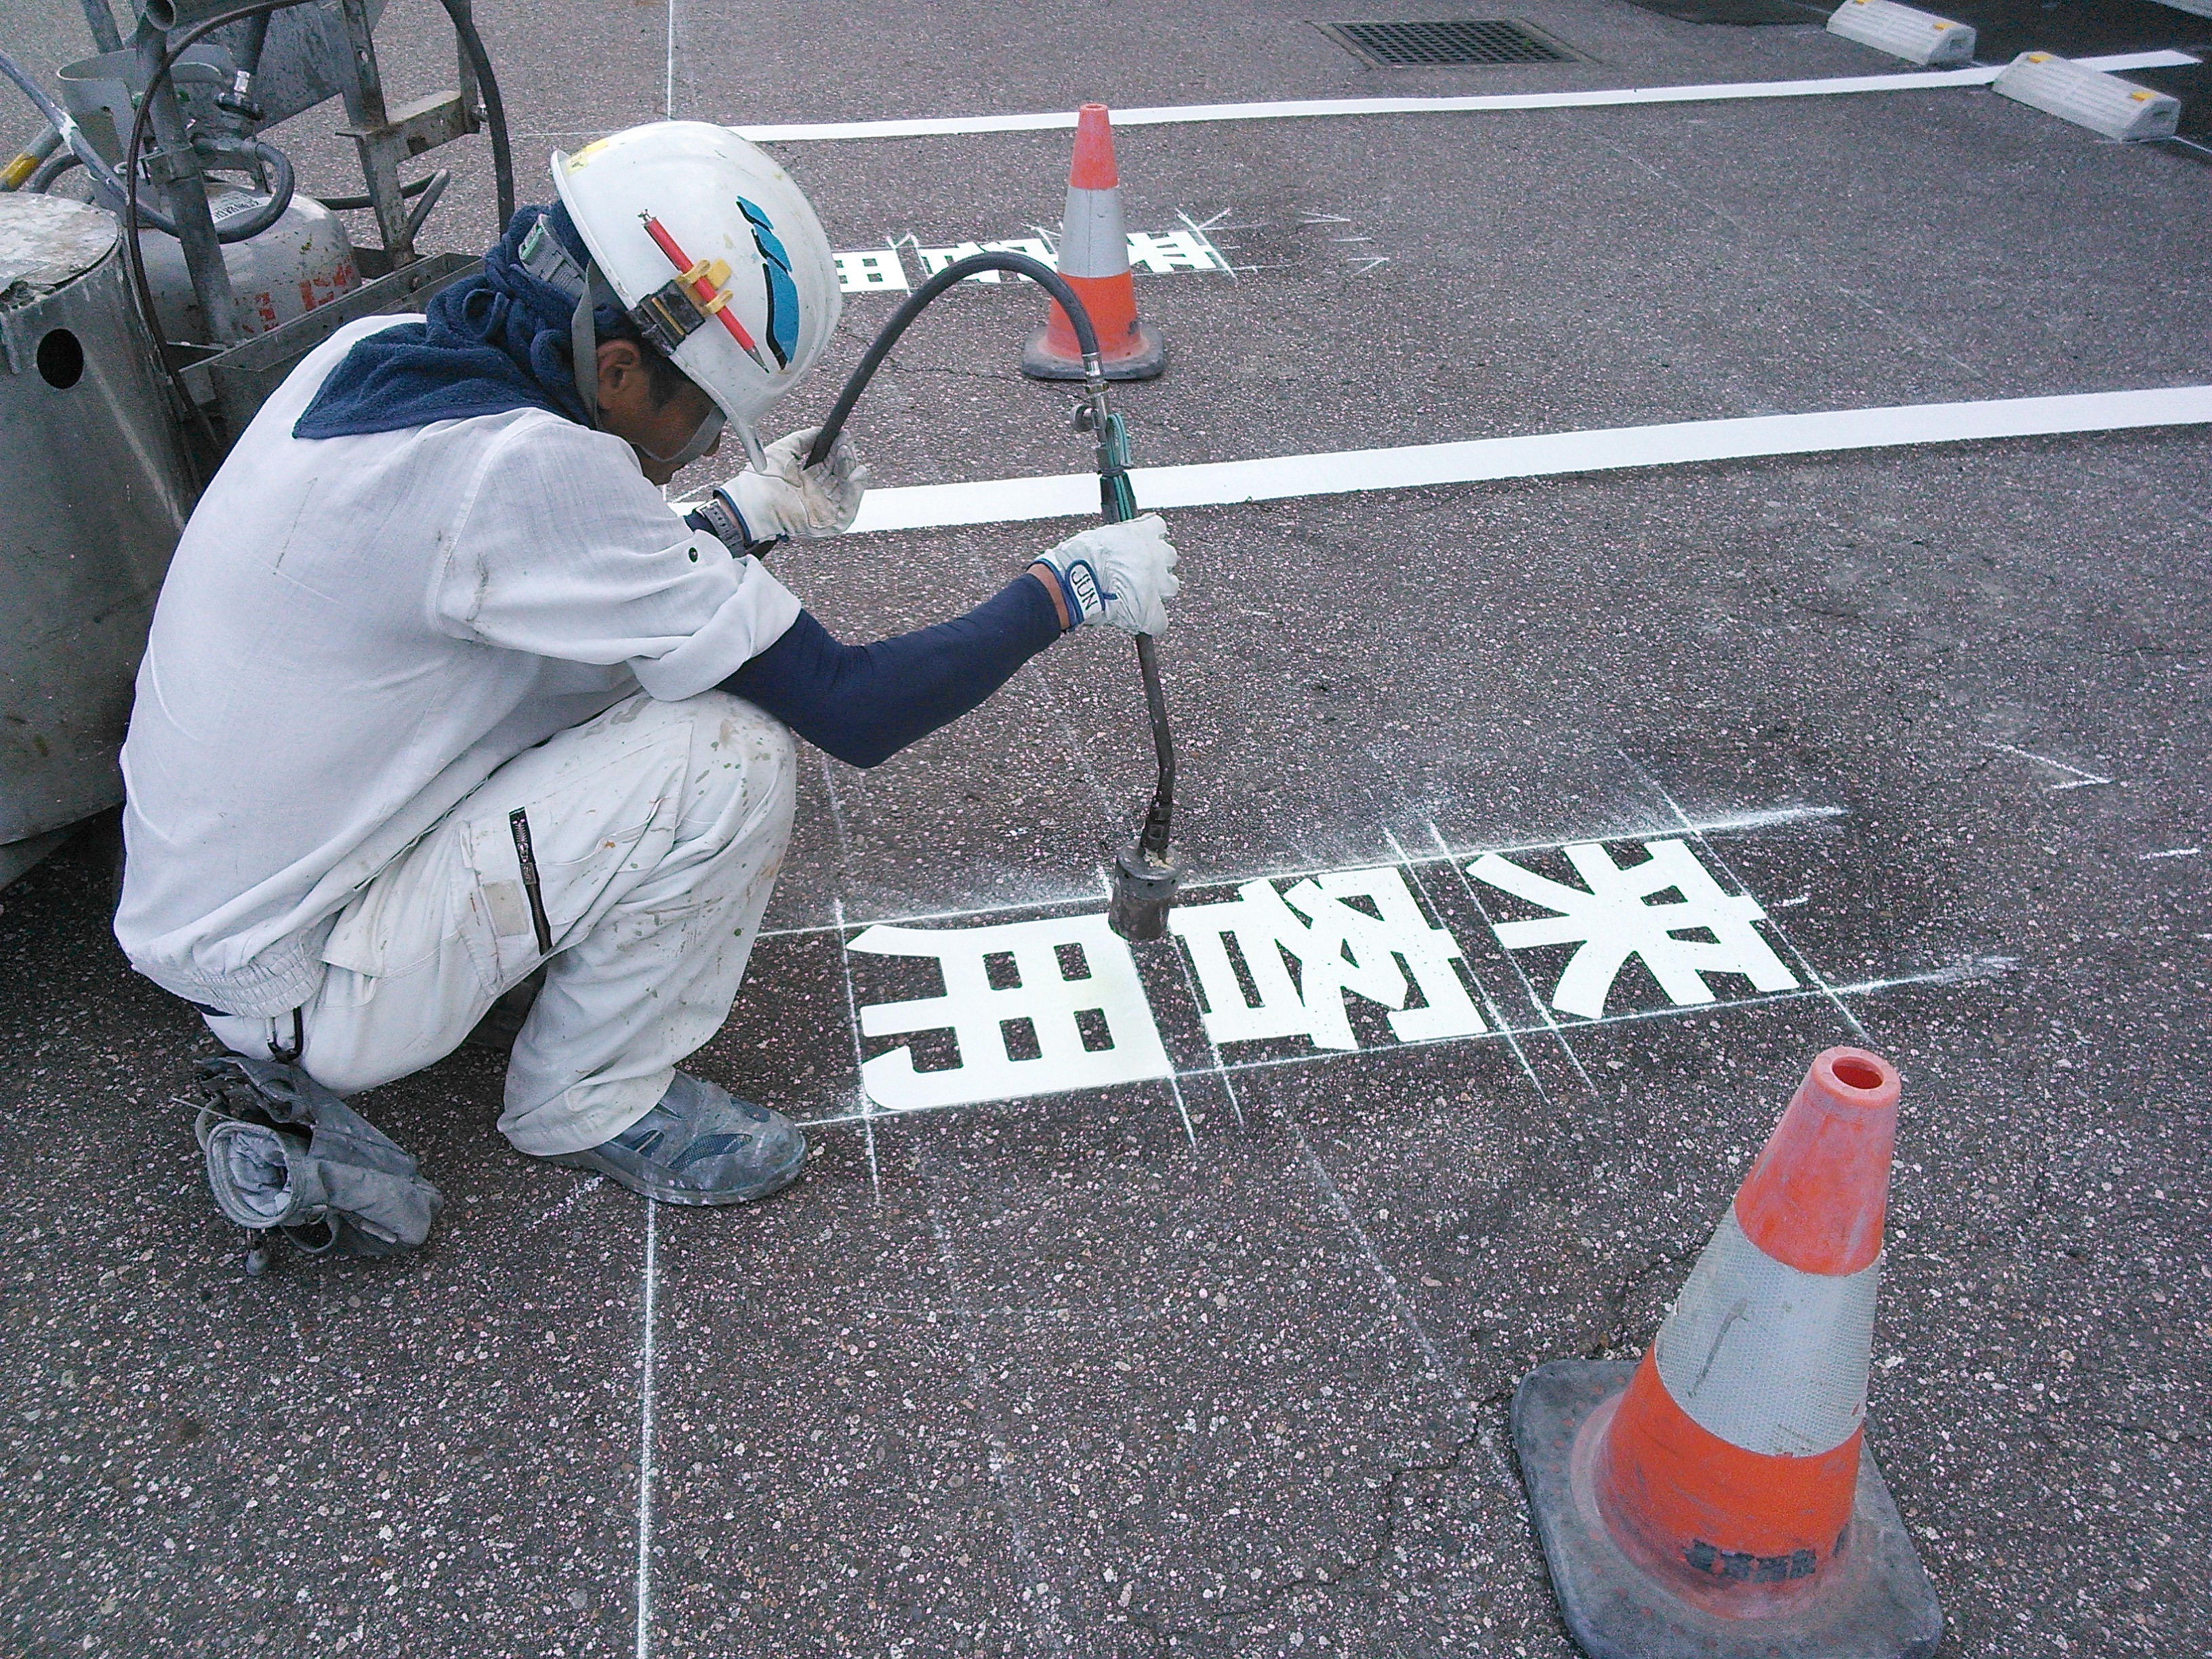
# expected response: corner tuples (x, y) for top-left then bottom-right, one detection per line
(293, 203), (626, 440)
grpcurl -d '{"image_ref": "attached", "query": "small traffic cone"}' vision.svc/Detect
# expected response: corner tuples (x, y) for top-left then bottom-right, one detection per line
(1021, 104), (1166, 382)
(1512, 1048), (1943, 1659)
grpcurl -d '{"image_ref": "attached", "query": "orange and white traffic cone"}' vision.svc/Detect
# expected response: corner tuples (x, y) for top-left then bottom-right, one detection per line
(1021, 103), (1166, 382)
(1512, 1048), (1943, 1659)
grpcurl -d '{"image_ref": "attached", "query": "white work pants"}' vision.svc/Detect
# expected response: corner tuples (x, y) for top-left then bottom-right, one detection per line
(207, 692), (795, 1155)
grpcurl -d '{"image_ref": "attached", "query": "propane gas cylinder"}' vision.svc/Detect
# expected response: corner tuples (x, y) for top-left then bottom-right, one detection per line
(137, 182), (357, 341)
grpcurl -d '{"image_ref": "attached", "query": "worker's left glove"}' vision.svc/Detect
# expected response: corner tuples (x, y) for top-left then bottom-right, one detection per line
(1031, 514), (1181, 636)
(717, 426), (870, 544)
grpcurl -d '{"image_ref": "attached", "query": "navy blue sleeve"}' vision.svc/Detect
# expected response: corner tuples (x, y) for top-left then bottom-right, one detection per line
(721, 575), (1065, 769)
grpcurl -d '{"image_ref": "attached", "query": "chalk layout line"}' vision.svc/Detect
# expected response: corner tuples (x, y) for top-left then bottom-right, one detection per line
(633, 1203), (659, 1659)
(792, 962), (1990, 1132)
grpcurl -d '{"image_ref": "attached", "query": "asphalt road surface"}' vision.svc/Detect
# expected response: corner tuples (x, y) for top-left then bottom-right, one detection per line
(2, 1), (2207, 1655)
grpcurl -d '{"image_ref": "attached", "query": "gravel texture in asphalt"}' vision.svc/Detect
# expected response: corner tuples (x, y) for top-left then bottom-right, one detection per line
(1, 1), (2207, 1655)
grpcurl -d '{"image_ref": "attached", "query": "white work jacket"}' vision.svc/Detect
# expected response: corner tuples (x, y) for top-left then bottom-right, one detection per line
(115, 315), (801, 1017)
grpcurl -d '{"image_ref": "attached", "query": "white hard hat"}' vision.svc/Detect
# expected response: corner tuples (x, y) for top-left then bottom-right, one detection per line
(550, 121), (842, 468)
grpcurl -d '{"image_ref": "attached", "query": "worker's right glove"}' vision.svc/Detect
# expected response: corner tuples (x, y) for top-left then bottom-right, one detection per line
(715, 426), (869, 544)
(1031, 514), (1181, 636)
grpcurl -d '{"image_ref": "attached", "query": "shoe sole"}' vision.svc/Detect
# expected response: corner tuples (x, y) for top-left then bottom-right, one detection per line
(545, 1138), (809, 1207)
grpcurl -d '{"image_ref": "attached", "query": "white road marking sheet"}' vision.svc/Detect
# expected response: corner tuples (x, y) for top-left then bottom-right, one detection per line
(833, 230), (1227, 291)
(807, 818), (1979, 1115)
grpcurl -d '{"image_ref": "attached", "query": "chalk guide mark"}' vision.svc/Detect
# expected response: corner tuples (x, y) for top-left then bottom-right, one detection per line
(1981, 741), (2117, 792)
(632, 1202), (659, 1659)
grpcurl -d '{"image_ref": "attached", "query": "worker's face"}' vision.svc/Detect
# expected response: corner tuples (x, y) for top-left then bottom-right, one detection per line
(594, 340), (722, 485)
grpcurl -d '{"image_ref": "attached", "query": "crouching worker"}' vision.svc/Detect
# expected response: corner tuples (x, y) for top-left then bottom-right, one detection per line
(114, 123), (1178, 1208)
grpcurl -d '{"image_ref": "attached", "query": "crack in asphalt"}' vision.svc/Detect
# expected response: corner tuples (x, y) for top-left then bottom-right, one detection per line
(1124, 1385), (1518, 1652)
(1580, 1243), (1702, 1363)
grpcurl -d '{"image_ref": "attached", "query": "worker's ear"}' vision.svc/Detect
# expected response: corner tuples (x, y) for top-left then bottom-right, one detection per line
(595, 337), (647, 407)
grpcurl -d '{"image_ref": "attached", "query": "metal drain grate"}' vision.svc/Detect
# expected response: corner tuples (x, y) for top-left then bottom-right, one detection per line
(1313, 18), (1578, 66)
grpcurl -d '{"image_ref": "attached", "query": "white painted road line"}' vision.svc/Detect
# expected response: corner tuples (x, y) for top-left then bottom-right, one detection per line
(839, 385), (2212, 533)
(735, 51), (2196, 142)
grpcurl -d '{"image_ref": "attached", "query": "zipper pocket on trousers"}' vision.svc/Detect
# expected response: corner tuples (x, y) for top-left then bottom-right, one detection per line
(508, 808), (556, 956)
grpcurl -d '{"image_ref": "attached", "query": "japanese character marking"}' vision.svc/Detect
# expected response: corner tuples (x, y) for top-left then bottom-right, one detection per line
(833, 247), (910, 293)
(1123, 230), (1227, 274)
(914, 243), (1002, 283)
(1169, 867), (1486, 1051)
(848, 914), (1172, 1111)
(1467, 838), (1797, 1019)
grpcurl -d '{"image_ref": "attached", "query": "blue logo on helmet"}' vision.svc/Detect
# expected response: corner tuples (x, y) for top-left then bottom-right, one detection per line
(738, 197), (798, 371)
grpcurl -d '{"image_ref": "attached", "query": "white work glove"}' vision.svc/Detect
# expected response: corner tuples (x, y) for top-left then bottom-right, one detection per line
(722, 426), (869, 541)
(1031, 514), (1181, 636)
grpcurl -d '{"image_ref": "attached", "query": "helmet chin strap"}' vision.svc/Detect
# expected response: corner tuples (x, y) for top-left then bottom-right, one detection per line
(570, 260), (607, 426)
(638, 403), (726, 468)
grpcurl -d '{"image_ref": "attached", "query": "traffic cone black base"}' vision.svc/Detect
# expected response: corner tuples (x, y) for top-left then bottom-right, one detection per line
(1021, 319), (1166, 382)
(1513, 1360), (1942, 1659)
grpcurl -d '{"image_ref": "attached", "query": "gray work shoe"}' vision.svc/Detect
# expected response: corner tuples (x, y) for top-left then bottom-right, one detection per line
(546, 1072), (806, 1206)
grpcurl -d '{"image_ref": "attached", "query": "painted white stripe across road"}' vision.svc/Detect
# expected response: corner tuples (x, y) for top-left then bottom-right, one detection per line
(736, 51), (2196, 143)
(839, 385), (2212, 534)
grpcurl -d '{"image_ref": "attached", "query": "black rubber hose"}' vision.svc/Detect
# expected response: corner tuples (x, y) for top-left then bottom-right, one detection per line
(220, 134), (293, 239)
(801, 249), (1177, 881)
(316, 169), (441, 213)
(26, 147), (81, 192)
(807, 250), (1099, 468)
(436, 0), (514, 228)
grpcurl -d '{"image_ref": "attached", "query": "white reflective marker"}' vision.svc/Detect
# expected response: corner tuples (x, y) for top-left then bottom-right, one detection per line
(735, 52), (2194, 142)
(1995, 51), (2184, 142)
(1826, 0), (1978, 70)
(841, 385), (2212, 533)
(848, 914), (1173, 1111)
(1654, 1207), (1881, 1457)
